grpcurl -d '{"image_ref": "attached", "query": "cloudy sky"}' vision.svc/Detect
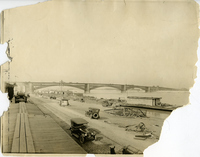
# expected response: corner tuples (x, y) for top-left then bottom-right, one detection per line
(2, 0), (199, 89)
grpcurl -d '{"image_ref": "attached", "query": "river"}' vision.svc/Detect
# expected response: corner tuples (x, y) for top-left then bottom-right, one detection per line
(83, 89), (189, 120)
(83, 89), (190, 107)
(42, 86), (190, 107)
(40, 87), (189, 120)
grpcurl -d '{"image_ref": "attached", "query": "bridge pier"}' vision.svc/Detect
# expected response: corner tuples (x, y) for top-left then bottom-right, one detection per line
(84, 84), (90, 93)
(121, 85), (127, 93)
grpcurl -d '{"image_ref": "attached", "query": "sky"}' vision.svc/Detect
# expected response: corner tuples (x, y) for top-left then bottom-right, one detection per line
(2, 0), (199, 89)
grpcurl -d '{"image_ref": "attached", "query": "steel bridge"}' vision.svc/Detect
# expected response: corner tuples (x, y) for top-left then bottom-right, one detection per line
(7, 81), (183, 94)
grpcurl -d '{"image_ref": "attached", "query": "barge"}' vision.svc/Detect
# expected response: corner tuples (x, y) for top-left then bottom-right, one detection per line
(123, 103), (179, 112)
(125, 96), (180, 111)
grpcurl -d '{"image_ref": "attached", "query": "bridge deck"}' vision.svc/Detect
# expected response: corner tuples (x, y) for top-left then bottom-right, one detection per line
(2, 102), (87, 154)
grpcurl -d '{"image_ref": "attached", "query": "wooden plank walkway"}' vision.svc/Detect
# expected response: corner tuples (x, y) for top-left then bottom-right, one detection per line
(2, 103), (19, 153)
(3, 102), (87, 154)
(2, 110), (9, 153)
(11, 103), (35, 153)
(24, 113), (35, 153)
(29, 114), (86, 153)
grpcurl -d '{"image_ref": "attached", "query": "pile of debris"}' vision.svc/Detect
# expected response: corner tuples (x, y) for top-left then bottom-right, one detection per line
(102, 100), (113, 107)
(101, 98), (127, 107)
(125, 122), (158, 140)
(125, 122), (146, 132)
(105, 107), (147, 118)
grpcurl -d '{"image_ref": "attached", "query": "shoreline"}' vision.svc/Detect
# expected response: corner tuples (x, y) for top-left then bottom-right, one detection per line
(30, 94), (168, 153)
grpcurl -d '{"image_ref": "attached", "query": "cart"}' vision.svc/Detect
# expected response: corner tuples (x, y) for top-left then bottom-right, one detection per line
(85, 107), (100, 119)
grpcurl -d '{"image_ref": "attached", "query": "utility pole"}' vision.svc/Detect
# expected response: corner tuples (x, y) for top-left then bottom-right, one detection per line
(6, 39), (13, 83)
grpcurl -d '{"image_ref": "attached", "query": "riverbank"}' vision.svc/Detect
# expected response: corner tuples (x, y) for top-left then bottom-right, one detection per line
(38, 92), (181, 112)
(31, 94), (170, 153)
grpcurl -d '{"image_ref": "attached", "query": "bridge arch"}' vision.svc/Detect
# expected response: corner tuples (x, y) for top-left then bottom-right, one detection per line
(126, 85), (149, 92)
(126, 87), (144, 91)
(34, 84), (85, 92)
(90, 85), (122, 91)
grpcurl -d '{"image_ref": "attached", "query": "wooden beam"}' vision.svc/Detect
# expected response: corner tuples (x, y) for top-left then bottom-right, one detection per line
(19, 113), (26, 153)
(11, 114), (20, 153)
(2, 111), (9, 153)
(24, 113), (35, 153)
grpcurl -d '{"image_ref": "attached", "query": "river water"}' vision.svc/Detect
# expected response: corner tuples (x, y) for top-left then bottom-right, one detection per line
(43, 86), (190, 119)
(83, 89), (190, 119)
(83, 89), (190, 107)
(46, 86), (190, 107)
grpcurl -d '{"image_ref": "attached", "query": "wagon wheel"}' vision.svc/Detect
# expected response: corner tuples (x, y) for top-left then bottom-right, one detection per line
(79, 134), (85, 144)
(92, 113), (99, 119)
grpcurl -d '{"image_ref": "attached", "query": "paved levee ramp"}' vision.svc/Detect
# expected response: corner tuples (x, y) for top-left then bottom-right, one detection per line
(2, 102), (86, 154)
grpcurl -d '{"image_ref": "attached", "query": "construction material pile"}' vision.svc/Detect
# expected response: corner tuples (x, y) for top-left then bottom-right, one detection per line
(125, 122), (159, 140)
(105, 107), (147, 118)
(125, 122), (146, 132)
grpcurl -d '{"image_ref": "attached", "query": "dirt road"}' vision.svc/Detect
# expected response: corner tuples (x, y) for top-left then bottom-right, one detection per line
(29, 95), (169, 154)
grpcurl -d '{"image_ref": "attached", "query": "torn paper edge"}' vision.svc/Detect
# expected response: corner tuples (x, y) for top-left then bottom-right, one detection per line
(0, 2), (51, 157)
(0, 1), (199, 157)
(143, 1), (200, 157)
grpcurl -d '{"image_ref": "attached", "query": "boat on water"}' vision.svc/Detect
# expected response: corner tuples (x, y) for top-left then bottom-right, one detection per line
(127, 96), (162, 106)
(123, 103), (179, 112)
(124, 96), (180, 111)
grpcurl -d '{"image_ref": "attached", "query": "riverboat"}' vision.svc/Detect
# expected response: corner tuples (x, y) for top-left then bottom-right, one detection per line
(126, 96), (179, 111)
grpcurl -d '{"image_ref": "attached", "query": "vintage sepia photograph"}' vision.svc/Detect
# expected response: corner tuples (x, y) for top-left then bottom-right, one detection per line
(1, 0), (199, 155)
